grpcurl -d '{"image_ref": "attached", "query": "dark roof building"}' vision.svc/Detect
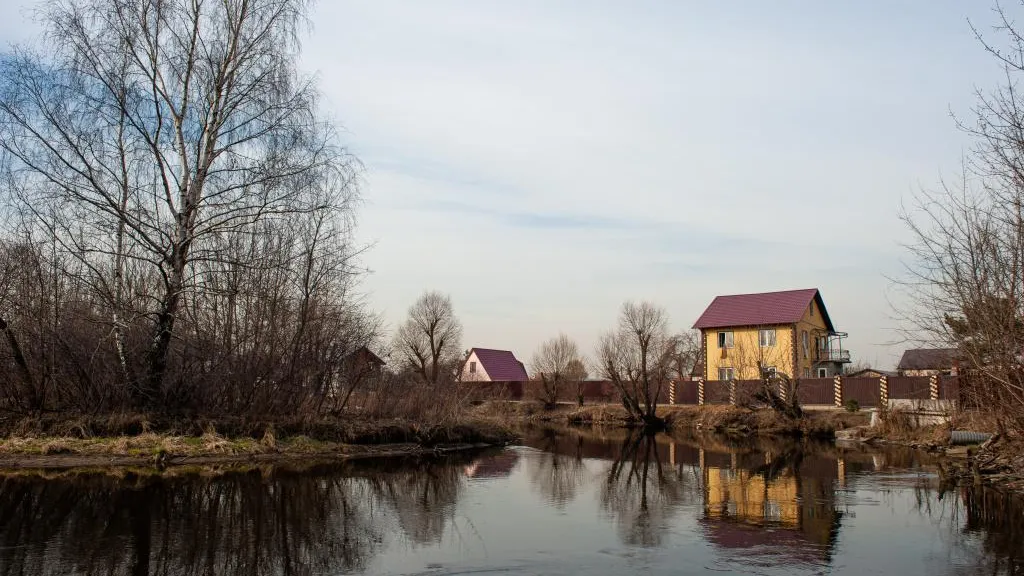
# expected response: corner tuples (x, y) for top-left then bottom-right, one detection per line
(897, 348), (958, 374)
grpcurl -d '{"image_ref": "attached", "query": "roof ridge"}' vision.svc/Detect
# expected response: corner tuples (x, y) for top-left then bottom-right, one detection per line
(714, 288), (818, 298)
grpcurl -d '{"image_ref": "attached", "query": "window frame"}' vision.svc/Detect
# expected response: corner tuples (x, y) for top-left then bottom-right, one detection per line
(718, 367), (735, 381)
(801, 330), (809, 359)
(469, 361), (477, 374)
(758, 328), (777, 347)
(717, 331), (735, 349)
(817, 367), (828, 378)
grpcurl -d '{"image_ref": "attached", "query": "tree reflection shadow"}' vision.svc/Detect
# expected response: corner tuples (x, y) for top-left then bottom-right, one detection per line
(923, 483), (1024, 575)
(0, 456), (473, 576)
(526, 428), (591, 509)
(599, 432), (694, 547)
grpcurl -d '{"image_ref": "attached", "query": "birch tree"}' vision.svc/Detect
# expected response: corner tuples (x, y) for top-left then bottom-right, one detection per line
(0, 0), (356, 409)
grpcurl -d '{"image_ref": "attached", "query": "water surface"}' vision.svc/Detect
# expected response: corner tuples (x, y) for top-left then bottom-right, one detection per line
(0, 427), (1021, 575)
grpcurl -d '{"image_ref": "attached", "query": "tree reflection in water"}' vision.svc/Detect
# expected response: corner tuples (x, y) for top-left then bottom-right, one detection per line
(0, 456), (473, 576)
(526, 427), (591, 509)
(1, 435), (1023, 576)
(599, 432), (696, 547)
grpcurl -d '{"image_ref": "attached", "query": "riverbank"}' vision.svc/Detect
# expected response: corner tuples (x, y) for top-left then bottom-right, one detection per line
(473, 401), (869, 437)
(831, 408), (1024, 492)
(0, 414), (516, 470)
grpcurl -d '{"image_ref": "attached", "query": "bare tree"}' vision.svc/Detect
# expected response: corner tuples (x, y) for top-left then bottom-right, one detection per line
(901, 3), (1024, 432)
(726, 325), (802, 418)
(393, 291), (463, 385)
(598, 301), (680, 430)
(670, 329), (702, 381)
(565, 357), (589, 406)
(0, 0), (356, 409)
(531, 333), (582, 408)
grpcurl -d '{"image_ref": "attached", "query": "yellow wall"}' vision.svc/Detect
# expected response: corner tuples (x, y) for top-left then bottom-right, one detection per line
(794, 298), (830, 379)
(703, 325), (795, 380)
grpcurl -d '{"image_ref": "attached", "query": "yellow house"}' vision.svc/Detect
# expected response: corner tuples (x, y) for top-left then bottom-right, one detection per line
(692, 288), (850, 380)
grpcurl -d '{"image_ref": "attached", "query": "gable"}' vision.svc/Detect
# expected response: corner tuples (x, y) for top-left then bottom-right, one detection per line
(469, 348), (529, 381)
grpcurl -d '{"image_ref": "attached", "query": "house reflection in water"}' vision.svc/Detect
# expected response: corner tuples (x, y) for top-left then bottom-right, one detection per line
(463, 450), (521, 480)
(695, 447), (848, 564)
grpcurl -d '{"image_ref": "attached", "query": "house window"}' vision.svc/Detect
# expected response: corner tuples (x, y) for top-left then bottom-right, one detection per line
(759, 329), (776, 347)
(763, 366), (778, 378)
(717, 331), (734, 349)
(469, 361), (477, 374)
(810, 303), (814, 316)
(801, 331), (809, 359)
(817, 367), (828, 378)
(718, 367), (735, 381)
(803, 368), (811, 378)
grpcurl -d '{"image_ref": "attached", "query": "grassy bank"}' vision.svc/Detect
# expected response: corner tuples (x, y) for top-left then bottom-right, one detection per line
(0, 413), (516, 470)
(472, 401), (869, 438)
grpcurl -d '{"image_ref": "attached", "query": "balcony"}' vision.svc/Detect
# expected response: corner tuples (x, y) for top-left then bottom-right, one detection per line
(816, 348), (851, 363)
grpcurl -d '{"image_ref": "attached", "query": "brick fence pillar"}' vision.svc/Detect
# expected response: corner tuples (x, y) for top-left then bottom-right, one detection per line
(698, 378), (705, 406)
(669, 380), (676, 404)
(879, 375), (888, 406)
(833, 375), (843, 408)
(929, 375), (939, 401)
(729, 379), (737, 406)
(778, 379), (787, 402)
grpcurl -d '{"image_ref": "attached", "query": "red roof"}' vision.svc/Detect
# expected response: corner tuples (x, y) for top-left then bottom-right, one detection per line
(692, 289), (835, 332)
(470, 348), (529, 381)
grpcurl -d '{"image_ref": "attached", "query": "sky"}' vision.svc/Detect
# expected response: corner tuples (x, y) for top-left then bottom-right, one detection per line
(0, 1), (1013, 370)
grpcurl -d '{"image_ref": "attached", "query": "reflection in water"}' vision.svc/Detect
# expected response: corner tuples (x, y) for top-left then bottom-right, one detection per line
(599, 432), (694, 547)
(0, 432), (1022, 575)
(700, 441), (840, 567)
(0, 454), (480, 576)
(524, 428), (590, 509)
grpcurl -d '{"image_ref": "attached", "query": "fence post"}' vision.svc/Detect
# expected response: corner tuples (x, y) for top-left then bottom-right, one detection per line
(729, 379), (737, 406)
(669, 380), (676, 405)
(833, 375), (843, 408)
(929, 375), (939, 401)
(698, 378), (705, 406)
(879, 375), (888, 406)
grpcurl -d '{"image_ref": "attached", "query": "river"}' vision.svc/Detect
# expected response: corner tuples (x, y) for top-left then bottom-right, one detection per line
(0, 426), (1021, 575)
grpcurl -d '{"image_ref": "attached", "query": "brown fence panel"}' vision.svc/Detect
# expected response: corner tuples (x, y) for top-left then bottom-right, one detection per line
(887, 376), (931, 399)
(843, 377), (880, 407)
(656, 383), (671, 404)
(705, 380), (732, 404)
(939, 376), (960, 401)
(676, 380), (699, 404)
(734, 380), (763, 406)
(797, 378), (834, 405)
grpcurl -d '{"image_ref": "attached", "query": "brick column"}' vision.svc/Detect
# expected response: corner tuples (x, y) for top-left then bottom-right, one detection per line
(929, 375), (939, 400)
(778, 380), (787, 402)
(698, 378), (705, 406)
(669, 380), (676, 404)
(879, 375), (888, 406)
(833, 375), (843, 407)
(729, 379), (737, 406)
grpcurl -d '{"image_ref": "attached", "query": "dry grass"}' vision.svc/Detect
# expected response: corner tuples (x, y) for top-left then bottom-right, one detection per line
(0, 416), (515, 464)
(863, 408), (1005, 447)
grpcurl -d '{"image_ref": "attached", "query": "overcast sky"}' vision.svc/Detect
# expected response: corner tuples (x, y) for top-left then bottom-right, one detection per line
(0, 1), (1012, 369)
